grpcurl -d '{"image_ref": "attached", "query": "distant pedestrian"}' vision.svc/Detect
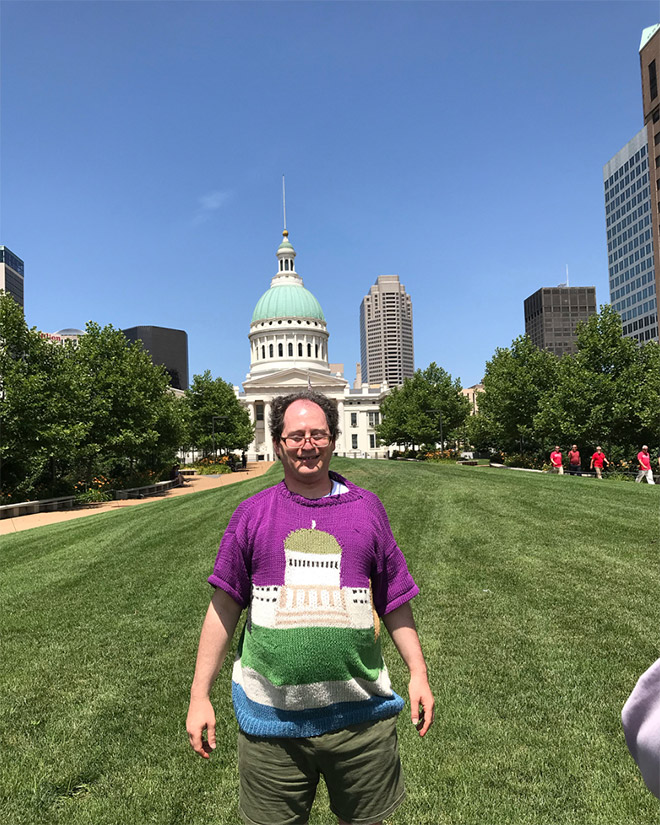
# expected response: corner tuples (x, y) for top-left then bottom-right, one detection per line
(636, 445), (656, 485)
(550, 446), (564, 474)
(590, 446), (609, 479)
(241, 451), (247, 470)
(567, 445), (581, 475)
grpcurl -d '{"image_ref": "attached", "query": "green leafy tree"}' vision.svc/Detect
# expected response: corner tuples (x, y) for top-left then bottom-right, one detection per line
(534, 306), (656, 455)
(0, 292), (80, 499)
(476, 335), (559, 455)
(376, 362), (470, 450)
(183, 371), (253, 457)
(71, 322), (185, 482)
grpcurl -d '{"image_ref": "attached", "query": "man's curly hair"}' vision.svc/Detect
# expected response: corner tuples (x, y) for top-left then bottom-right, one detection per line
(269, 390), (340, 444)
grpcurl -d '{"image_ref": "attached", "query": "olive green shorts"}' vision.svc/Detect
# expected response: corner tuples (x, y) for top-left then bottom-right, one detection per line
(238, 716), (405, 825)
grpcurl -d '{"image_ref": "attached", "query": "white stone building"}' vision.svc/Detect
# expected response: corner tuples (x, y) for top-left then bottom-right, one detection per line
(237, 229), (390, 461)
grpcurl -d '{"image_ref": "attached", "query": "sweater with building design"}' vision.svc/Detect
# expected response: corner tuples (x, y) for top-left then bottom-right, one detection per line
(208, 471), (419, 738)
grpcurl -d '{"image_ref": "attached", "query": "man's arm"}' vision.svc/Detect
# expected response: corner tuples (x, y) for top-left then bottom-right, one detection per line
(186, 587), (243, 758)
(383, 601), (435, 737)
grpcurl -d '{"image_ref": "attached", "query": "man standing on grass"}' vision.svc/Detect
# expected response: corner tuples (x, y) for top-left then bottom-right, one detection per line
(186, 390), (434, 825)
(590, 446), (609, 479)
(550, 446), (564, 474)
(567, 445), (581, 476)
(635, 445), (655, 485)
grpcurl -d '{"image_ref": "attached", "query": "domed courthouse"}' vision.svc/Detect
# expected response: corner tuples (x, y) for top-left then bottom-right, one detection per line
(237, 229), (389, 461)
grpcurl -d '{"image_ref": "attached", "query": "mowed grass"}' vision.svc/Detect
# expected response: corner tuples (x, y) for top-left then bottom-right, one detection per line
(1, 460), (659, 825)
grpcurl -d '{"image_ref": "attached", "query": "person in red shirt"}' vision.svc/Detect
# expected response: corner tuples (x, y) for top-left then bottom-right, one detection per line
(567, 445), (581, 475)
(590, 446), (609, 479)
(636, 445), (656, 485)
(550, 446), (564, 474)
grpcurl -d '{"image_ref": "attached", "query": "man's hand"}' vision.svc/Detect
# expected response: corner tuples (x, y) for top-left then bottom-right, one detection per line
(382, 602), (435, 738)
(186, 696), (217, 759)
(408, 671), (435, 737)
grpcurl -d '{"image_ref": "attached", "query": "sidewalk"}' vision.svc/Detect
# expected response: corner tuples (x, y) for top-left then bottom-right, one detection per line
(0, 462), (276, 536)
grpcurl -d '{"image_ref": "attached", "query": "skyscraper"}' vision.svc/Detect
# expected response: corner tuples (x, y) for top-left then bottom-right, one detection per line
(359, 275), (414, 386)
(122, 325), (189, 390)
(524, 286), (597, 357)
(0, 246), (24, 310)
(603, 26), (659, 344)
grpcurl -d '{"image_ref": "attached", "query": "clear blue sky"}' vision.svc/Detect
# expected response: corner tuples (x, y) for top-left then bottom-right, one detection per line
(2, 1), (657, 389)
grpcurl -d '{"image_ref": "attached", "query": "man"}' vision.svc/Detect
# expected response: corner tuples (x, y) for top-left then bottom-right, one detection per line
(186, 390), (434, 825)
(550, 446), (564, 474)
(567, 445), (581, 476)
(590, 446), (609, 479)
(635, 445), (655, 485)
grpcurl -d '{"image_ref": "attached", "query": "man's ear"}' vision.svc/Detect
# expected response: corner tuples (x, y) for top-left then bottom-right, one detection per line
(273, 440), (281, 459)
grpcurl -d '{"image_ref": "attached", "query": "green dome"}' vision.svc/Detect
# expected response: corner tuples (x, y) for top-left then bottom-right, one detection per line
(251, 284), (325, 323)
(278, 240), (294, 251)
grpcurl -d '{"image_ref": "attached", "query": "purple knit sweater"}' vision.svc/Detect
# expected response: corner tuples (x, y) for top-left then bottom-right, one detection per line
(209, 472), (419, 737)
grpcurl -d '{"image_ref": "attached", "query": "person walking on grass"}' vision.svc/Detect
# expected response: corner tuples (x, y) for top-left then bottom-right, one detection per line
(187, 389), (434, 825)
(636, 445), (656, 485)
(550, 446), (564, 474)
(590, 446), (610, 479)
(567, 445), (581, 476)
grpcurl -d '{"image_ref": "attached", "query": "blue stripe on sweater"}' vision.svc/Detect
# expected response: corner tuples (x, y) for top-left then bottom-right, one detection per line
(232, 682), (404, 738)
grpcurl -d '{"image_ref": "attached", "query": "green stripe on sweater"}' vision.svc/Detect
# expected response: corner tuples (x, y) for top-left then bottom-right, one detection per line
(239, 624), (384, 686)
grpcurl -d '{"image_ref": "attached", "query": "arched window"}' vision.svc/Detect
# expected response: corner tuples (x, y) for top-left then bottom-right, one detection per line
(284, 260), (289, 271)
(280, 260), (283, 271)
(315, 344), (319, 358)
(307, 343), (312, 357)
(261, 345), (265, 359)
(298, 343), (303, 356)
(269, 344), (273, 357)
(278, 343), (283, 357)
(288, 343), (293, 356)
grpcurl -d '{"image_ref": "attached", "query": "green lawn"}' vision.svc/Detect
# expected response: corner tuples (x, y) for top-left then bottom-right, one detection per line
(1, 460), (659, 824)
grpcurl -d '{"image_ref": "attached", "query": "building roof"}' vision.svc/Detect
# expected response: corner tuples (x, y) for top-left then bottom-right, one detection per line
(640, 24), (660, 52)
(251, 230), (326, 323)
(252, 283), (325, 322)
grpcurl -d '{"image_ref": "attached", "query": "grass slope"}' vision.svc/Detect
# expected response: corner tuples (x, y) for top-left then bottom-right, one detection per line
(1, 461), (658, 824)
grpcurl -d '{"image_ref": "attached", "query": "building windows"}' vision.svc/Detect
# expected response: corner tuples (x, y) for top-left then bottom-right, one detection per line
(269, 344), (274, 357)
(351, 412), (357, 427)
(351, 434), (358, 449)
(298, 343), (303, 356)
(278, 343), (283, 357)
(256, 404), (264, 421)
(315, 344), (319, 358)
(307, 343), (312, 357)
(288, 343), (293, 356)
(650, 60), (658, 101)
(368, 411), (380, 427)
(370, 434), (375, 448)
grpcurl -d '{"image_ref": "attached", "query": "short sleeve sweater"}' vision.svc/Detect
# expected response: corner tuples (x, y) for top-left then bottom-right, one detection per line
(209, 471), (419, 738)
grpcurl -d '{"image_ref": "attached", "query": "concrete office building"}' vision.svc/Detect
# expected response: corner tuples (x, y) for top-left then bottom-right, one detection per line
(602, 25), (660, 344)
(122, 325), (189, 390)
(237, 229), (389, 461)
(359, 275), (414, 386)
(524, 286), (597, 357)
(0, 246), (24, 310)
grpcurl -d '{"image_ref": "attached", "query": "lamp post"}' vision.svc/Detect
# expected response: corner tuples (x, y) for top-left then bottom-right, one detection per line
(428, 408), (444, 453)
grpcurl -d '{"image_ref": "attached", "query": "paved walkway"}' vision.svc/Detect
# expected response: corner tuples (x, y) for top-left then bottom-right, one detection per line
(0, 462), (276, 536)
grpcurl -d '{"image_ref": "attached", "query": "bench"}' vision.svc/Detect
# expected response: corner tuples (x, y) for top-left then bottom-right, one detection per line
(0, 495), (76, 520)
(115, 479), (181, 500)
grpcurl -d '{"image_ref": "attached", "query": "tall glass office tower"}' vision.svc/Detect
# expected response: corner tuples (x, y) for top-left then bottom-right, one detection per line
(603, 129), (658, 343)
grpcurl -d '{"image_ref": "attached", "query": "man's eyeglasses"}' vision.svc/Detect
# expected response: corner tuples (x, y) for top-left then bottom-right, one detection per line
(280, 432), (332, 448)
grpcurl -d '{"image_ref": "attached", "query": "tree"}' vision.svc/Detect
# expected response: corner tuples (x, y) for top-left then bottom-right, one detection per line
(70, 322), (185, 481)
(475, 335), (558, 454)
(534, 306), (657, 455)
(183, 371), (253, 456)
(0, 292), (79, 499)
(376, 362), (470, 450)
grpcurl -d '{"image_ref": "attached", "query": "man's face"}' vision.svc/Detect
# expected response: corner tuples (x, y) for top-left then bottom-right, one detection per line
(274, 400), (335, 488)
